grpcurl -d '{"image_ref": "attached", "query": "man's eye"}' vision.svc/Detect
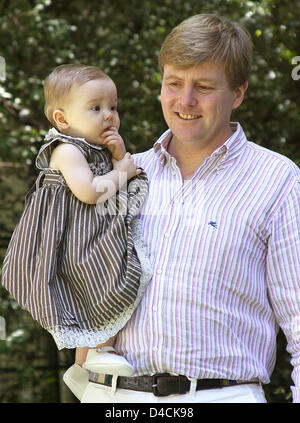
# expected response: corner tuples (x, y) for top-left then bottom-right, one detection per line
(91, 105), (100, 111)
(197, 85), (211, 91)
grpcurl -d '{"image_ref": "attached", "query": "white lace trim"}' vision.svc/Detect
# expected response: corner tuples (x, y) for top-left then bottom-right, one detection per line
(48, 218), (152, 350)
(130, 217), (153, 308)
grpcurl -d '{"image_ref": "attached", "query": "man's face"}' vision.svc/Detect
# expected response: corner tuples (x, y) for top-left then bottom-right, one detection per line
(160, 62), (246, 151)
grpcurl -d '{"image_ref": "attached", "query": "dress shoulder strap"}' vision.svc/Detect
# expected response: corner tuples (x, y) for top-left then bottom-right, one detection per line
(35, 128), (89, 170)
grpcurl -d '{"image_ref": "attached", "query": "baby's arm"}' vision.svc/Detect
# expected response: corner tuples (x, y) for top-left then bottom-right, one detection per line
(49, 143), (140, 205)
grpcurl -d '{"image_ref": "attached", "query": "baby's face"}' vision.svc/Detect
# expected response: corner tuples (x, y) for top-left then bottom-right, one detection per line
(63, 78), (120, 144)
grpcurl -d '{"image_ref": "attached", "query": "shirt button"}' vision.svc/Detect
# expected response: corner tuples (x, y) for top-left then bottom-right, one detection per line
(156, 269), (162, 274)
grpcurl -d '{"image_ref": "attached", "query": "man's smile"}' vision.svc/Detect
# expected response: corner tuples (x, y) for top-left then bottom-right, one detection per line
(176, 112), (202, 120)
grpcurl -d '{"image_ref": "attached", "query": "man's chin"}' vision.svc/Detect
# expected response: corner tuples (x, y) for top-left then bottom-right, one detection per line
(171, 130), (207, 145)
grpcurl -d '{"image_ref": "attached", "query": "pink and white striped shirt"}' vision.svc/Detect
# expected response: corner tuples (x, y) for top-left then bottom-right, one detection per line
(116, 122), (300, 401)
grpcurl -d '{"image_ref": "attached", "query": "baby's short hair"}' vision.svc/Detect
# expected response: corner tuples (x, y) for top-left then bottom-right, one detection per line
(44, 64), (110, 126)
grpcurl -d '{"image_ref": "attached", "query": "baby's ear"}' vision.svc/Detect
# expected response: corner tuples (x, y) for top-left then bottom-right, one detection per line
(52, 109), (69, 130)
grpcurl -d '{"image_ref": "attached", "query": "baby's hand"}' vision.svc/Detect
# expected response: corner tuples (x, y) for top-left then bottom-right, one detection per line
(112, 152), (141, 180)
(100, 127), (126, 161)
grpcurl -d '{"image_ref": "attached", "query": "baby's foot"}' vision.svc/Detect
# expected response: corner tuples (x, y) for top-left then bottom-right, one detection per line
(63, 363), (89, 400)
(83, 346), (134, 376)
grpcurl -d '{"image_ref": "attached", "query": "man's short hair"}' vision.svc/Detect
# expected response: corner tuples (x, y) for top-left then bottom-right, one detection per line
(44, 64), (110, 126)
(158, 14), (253, 89)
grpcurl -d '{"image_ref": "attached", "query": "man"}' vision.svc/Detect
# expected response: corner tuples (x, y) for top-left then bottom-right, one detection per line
(80, 14), (300, 403)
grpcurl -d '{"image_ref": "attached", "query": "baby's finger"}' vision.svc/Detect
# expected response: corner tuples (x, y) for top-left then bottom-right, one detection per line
(103, 135), (123, 144)
(101, 126), (118, 136)
(106, 125), (118, 131)
(103, 130), (114, 136)
(99, 138), (108, 145)
(106, 139), (118, 146)
(100, 133), (114, 142)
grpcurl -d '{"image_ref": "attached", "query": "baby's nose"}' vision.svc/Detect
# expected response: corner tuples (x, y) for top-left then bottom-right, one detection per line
(104, 110), (113, 120)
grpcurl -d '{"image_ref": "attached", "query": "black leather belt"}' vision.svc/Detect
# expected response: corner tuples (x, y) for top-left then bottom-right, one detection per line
(88, 372), (258, 397)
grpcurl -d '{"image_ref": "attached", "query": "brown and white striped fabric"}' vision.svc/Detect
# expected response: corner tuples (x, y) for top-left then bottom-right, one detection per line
(1, 129), (151, 349)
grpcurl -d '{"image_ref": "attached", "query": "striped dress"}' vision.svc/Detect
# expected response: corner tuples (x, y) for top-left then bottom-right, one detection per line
(1, 128), (152, 350)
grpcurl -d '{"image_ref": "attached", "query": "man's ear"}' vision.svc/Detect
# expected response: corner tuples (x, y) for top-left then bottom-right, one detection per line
(232, 81), (248, 110)
(52, 109), (69, 130)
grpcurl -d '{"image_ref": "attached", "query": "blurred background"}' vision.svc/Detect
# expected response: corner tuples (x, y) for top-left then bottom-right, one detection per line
(0, 0), (299, 403)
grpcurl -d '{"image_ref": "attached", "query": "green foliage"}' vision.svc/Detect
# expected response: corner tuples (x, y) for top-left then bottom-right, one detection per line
(0, 286), (61, 402)
(0, 0), (300, 402)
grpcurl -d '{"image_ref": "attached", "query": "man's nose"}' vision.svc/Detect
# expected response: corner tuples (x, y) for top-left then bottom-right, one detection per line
(179, 87), (197, 107)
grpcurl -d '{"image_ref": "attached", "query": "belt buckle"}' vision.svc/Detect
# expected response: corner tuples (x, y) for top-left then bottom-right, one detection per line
(152, 373), (171, 397)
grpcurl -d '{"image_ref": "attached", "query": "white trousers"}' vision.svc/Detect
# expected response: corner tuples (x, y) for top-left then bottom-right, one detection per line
(81, 381), (267, 403)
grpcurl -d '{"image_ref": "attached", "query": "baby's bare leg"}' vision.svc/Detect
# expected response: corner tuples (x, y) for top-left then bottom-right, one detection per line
(75, 347), (89, 366)
(97, 335), (117, 348)
(75, 335), (118, 366)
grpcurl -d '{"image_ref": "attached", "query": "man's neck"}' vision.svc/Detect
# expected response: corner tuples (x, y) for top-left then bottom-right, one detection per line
(167, 129), (233, 180)
(167, 142), (206, 179)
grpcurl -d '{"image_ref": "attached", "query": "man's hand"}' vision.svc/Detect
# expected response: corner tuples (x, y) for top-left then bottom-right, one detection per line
(100, 126), (126, 160)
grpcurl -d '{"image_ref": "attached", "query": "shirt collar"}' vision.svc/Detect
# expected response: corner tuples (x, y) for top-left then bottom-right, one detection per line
(220, 122), (247, 161)
(153, 122), (247, 168)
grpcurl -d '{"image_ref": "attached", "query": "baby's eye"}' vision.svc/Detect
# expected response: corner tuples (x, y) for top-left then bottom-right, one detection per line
(91, 105), (100, 111)
(111, 105), (117, 111)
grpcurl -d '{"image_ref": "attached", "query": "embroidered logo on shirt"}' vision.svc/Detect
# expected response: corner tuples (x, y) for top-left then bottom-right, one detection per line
(208, 221), (218, 229)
